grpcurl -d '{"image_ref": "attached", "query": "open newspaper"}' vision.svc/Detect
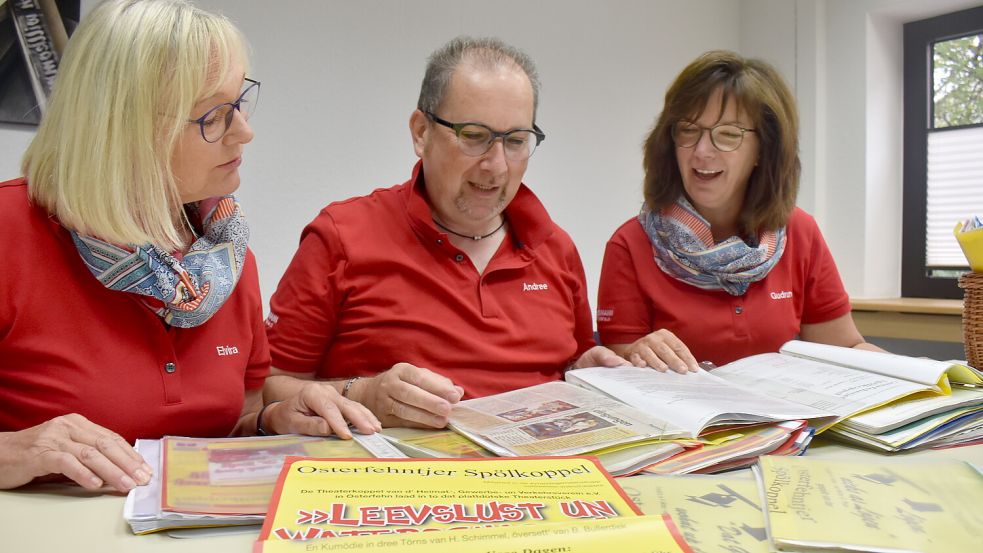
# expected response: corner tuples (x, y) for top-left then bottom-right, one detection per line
(448, 380), (687, 458)
(124, 434), (404, 534)
(567, 341), (982, 438)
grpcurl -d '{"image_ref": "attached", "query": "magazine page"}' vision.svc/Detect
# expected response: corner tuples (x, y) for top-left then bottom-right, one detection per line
(621, 473), (768, 552)
(754, 456), (983, 553)
(780, 339), (983, 387)
(380, 427), (496, 458)
(713, 353), (938, 429)
(565, 367), (836, 437)
(257, 456), (646, 541)
(161, 435), (384, 516)
(448, 381), (686, 456)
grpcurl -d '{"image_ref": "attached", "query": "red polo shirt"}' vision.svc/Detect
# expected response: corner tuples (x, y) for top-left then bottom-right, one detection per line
(0, 179), (269, 443)
(266, 162), (595, 398)
(597, 208), (851, 366)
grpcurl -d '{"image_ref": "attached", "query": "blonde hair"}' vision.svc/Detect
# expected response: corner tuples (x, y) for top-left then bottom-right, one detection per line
(22, 0), (249, 250)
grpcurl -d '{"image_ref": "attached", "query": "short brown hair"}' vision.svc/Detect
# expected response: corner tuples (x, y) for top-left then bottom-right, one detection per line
(642, 50), (799, 235)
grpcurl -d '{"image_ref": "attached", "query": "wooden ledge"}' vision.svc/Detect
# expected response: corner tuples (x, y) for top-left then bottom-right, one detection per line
(850, 298), (963, 343)
(851, 297), (963, 316)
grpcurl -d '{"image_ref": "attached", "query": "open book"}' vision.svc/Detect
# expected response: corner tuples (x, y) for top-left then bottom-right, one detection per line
(567, 341), (983, 439)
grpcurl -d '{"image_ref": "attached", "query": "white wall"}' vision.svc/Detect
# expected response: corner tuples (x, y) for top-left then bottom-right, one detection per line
(804, 0), (978, 298)
(2, 0), (978, 314)
(215, 0), (746, 311)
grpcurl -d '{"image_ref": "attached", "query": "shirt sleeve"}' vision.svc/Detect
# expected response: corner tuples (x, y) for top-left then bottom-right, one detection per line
(242, 250), (271, 390)
(266, 213), (347, 374)
(596, 227), (654, 345)
(799, 214), (852, 324)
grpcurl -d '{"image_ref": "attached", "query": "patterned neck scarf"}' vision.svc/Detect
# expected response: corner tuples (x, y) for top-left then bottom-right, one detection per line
(638, 197), (786, 296)
(72, 196), (249, 327)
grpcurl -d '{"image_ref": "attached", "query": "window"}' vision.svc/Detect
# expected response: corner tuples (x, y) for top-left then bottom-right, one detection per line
(902, 6), (983, 299)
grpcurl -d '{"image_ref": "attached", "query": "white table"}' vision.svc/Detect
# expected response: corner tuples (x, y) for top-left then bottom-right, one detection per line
(2, 440), (980, 552)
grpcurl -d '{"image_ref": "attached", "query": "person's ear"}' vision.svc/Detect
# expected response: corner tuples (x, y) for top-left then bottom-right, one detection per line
(409, 109), (428, 158)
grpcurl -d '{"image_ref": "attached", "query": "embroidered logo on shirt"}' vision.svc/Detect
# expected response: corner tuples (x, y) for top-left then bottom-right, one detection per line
(597, 308), (614, 322)
(523, 282), (550, 291)
(770, 290), (793, 300)
(264, 312), (279, 328)
(216, 345), (240, 356)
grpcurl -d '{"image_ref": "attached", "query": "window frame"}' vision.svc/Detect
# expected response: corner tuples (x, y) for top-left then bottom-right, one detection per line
(901, 5), (983, 299)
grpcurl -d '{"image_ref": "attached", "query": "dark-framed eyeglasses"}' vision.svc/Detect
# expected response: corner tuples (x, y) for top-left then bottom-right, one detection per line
(672, 120), (756, 152)
(425, 111), (546, 161)
(188, 78), (261, 143)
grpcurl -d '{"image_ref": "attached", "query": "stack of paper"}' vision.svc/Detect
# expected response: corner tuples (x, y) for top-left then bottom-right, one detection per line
(123, 434), (404, 534)
(643, 421), (813, 475)
(753, 455), (983, 552)
(381, 426), (687, 476)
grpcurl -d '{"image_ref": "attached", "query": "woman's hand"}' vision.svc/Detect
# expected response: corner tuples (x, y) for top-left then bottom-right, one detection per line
(570, 346), (631, 370)
(610, 330), (700, 373)
(262, 382), (382, 439)
(0, 414), (152, 492)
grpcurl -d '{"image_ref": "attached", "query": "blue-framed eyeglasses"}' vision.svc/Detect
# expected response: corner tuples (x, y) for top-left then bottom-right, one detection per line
(188, 78), (261, 143)
(425, 111), (546, 161)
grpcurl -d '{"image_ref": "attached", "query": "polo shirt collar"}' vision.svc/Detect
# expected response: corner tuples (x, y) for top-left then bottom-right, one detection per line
(401, 160), (555, 250)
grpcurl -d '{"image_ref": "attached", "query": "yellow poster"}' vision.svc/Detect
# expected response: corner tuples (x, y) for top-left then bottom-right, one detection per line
(258, 457), (648, 541)
(756, 456), (983, 553)
(254, 515), (693, 553)
(163, 436), (374, 515)
(621, 473), (769, 553)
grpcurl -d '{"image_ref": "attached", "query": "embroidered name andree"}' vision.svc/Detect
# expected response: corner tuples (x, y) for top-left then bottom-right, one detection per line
(522, 282), (549, 292)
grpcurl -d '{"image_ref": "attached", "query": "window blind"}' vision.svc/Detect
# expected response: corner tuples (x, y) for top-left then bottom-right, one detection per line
(925, 125), (983, 267)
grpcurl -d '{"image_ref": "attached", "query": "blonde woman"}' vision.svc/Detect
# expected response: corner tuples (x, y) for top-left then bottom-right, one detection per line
(0, 0), (378, 493)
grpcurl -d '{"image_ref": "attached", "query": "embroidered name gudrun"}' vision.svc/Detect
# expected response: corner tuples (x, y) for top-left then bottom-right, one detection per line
(770, 291), (793, 300)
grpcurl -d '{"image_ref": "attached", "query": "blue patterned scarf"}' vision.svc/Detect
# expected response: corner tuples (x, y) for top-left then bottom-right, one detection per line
(72, 196), (249, 327)
(639, 198), (786, 296)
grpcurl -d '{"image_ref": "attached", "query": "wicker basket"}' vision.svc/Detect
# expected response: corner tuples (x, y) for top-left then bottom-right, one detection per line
(960, 272), (983, 369)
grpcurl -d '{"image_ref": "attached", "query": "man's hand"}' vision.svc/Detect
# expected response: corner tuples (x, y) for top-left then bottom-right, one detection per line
(263, 382), (381, 438)
(570, 345), (632, 370)
(349, 363), (464, 428)
(0, 414), (152, 492)
(612, 329), (699, 373)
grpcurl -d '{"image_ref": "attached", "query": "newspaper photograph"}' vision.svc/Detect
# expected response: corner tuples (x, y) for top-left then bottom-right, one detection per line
(448, 381), (686, 456)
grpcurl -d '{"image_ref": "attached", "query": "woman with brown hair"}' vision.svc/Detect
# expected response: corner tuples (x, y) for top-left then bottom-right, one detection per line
(596, 50), (880, 373)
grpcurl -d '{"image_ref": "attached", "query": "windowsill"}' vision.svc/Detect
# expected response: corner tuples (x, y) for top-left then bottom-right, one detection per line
(850, 297), (963, 343)
(850, 297), (963, 315)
